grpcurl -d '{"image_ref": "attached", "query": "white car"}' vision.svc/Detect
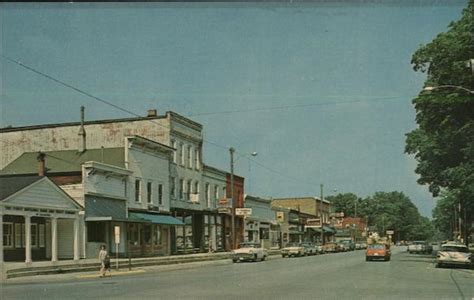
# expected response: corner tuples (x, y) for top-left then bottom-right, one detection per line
(232, 242), (268, 263)
(281, 243), (305, 257)
(436, 243), (473, 269)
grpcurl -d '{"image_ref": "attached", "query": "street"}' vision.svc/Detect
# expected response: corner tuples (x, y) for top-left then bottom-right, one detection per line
(1, 247), (473, 300)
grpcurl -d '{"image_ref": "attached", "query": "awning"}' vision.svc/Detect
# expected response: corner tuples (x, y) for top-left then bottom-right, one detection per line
(323, 226), (336, 233)
(128, 212), (184, 225)
(289, 230), (304, 235)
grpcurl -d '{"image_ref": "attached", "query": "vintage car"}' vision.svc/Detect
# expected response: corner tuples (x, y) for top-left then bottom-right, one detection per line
(232, 242), (268, 263)
(301, 242), (318, 256)
(281, 242), (305, 257)
(366, 243), (391, 261)
(322, 242), (339, 253)
(407, 240), (432, 254)
(436, 243), (473, 269)
(314, 243), (325, 254)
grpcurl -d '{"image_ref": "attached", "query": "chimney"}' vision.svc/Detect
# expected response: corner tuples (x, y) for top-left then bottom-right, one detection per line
(147, 109), (157, 117)
(78, 106), (86, 153)
(37, 152), (46, 177)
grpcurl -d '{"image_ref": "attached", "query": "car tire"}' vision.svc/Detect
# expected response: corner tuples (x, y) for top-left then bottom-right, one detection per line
(232, 259), (238, 263)
(253, 254), (258, 262)
(436, 263), (442, 268)
(282, 254), (286, 258)
(262, 256), (266, 261)
(386, 256), (391, 261)
(366, 257), (370, 262)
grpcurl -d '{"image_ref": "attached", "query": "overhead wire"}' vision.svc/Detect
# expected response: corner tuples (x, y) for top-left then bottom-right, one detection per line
(1, 54), (405, 190)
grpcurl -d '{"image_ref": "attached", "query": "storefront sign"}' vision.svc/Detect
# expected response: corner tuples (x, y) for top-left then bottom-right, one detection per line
(235, 208), (252, 216)
(218, 207), (231, 214)
(114, 226), (120, 244)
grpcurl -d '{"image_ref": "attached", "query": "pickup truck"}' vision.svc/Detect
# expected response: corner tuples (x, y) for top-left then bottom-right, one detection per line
(407, 241), (433, 254)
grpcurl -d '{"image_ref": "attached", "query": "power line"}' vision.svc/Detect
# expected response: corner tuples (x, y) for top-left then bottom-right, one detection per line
(1, 54), (327, 189)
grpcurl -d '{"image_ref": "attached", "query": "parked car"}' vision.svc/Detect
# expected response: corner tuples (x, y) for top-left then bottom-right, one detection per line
(301, 242), (318, 256)
(468, 243), (474, 254)
(366, 243), (391, 261)
(314, 243), (325, 254)
(340, 240), (355, 251)
(436, 243), (473, 269)
(281, 242), (305, 257)
(232, 242), (267, 263)
(407, 241), (432, 254)
(322, 242), (338, 253)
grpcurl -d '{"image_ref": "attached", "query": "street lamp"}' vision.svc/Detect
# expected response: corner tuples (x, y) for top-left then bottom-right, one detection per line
(230, 148), (257, 250)
(423, 85), (474, 94)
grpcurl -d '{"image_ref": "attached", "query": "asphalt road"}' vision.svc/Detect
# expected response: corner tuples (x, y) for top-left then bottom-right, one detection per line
(1, 247), (473, 300)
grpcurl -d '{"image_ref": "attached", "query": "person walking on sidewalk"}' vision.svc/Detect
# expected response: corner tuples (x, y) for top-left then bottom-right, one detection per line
(98, 245), (109, 277)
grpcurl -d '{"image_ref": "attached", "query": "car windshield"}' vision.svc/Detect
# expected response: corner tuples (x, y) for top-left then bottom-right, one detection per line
(368, 244), (385, 250)
(413, 241), (426, 245)
(441, 246), (468, 253)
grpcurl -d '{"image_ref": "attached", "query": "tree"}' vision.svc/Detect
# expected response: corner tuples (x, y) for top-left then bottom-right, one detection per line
(325, 193), (360, 217)
(405, 1), (474, 244)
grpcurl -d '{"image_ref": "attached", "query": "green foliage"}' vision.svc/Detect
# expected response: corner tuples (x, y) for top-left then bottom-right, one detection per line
(405, 1), (473, 238)
(327, 191), (434, 241)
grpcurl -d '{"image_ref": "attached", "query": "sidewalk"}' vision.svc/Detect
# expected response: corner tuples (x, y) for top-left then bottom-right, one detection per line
(1, 250), (281, 282)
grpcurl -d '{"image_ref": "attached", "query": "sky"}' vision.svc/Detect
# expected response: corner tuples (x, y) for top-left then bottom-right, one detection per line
(0, 1), (468, 217)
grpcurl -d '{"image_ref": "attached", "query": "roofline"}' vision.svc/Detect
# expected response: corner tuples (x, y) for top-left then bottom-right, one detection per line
(272, 197), (331, 204)
(203, 164), (227, 176)
(167, 111), (203, 130)
(0, 114), (168, 133)
(126, 135), (175, 152)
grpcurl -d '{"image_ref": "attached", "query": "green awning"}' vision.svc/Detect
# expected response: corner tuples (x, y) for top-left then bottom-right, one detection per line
(323, 226), (336, 233)
(128, 212), (184, 225)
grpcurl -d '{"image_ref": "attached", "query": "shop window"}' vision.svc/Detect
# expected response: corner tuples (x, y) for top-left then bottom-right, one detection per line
(158, 184), (163, 205)
(39, 224), (45, 247)
(154, 225), (162, 246)
(31, 224), (38, 247)
(87, 222), (106, 242)
(144, 225), (152, 245)
(128, 224), (140, 246)
(3, 223), (13, 247)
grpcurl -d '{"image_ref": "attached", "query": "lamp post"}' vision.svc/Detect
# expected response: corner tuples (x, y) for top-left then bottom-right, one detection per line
(230, 147), (257, 250)
(320, 184), (324, 244)
(423, 85), (474, 94)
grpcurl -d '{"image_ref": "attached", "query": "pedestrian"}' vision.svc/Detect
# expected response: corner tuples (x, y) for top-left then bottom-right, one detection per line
(98, 244), (109, 277)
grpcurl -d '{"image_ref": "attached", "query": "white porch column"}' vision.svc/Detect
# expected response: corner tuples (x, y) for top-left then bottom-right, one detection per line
(25, 215), (32, 263)
(0, 214), (4, 263)
(51, 217), (58, 262)
(73, 217), (79, 261)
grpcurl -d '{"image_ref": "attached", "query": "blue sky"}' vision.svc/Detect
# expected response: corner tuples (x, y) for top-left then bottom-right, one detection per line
(0, 1), (468, 216)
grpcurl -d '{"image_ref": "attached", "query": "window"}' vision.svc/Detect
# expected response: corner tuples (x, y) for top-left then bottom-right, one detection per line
(214, 185), (219, 201)
(179, 179), (184, 200)
(195, 149), (200, 169)
(154, 225), (162, 245)
(135, 179), (142, 202)
(124, 179), (128, 197)
(87, 222), (106, 242)
(205, 183), (210, 207)
(187, 180), (192, 201)
(3, 223), (13, 247)
(128, 223), (140, 246)
(31, 224), (38, 247)
(15, 223), (24, 248)
(194, 181), (200, 196)
(179, 143), (184, 166)
(39, 224), (45, 247)
(223, 186), (227, 198)
(171, 139), (177, 163)
(170, 177), (176, 198)
(158, 184), (163, 205)
(147, 182), (153, 204)
(187, 145), (192, 168)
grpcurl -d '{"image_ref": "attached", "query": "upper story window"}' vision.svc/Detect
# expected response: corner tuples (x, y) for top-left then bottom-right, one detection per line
(214, 185), (219, 202)
(187, 180), (192, 201)
(179, 143), (185, 166)
(171, 140), (177, 163)
(187, 145), (192, 168)
(222, 186), (227, 198)
(205, 183), (210, 207)
(179, 179), (184, 200)
(194, 181), (200, 195)
(158, 184), (163, 205)
(195, 149), (200, 170)
(135, 179), (142, 202)
(170, 177), (176, 198)
(147, 182), (152, 204)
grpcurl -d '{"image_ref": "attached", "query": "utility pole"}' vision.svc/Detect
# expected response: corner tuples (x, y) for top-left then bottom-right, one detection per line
(230, 147), (235, 250)
(320, 184), (324, 244)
